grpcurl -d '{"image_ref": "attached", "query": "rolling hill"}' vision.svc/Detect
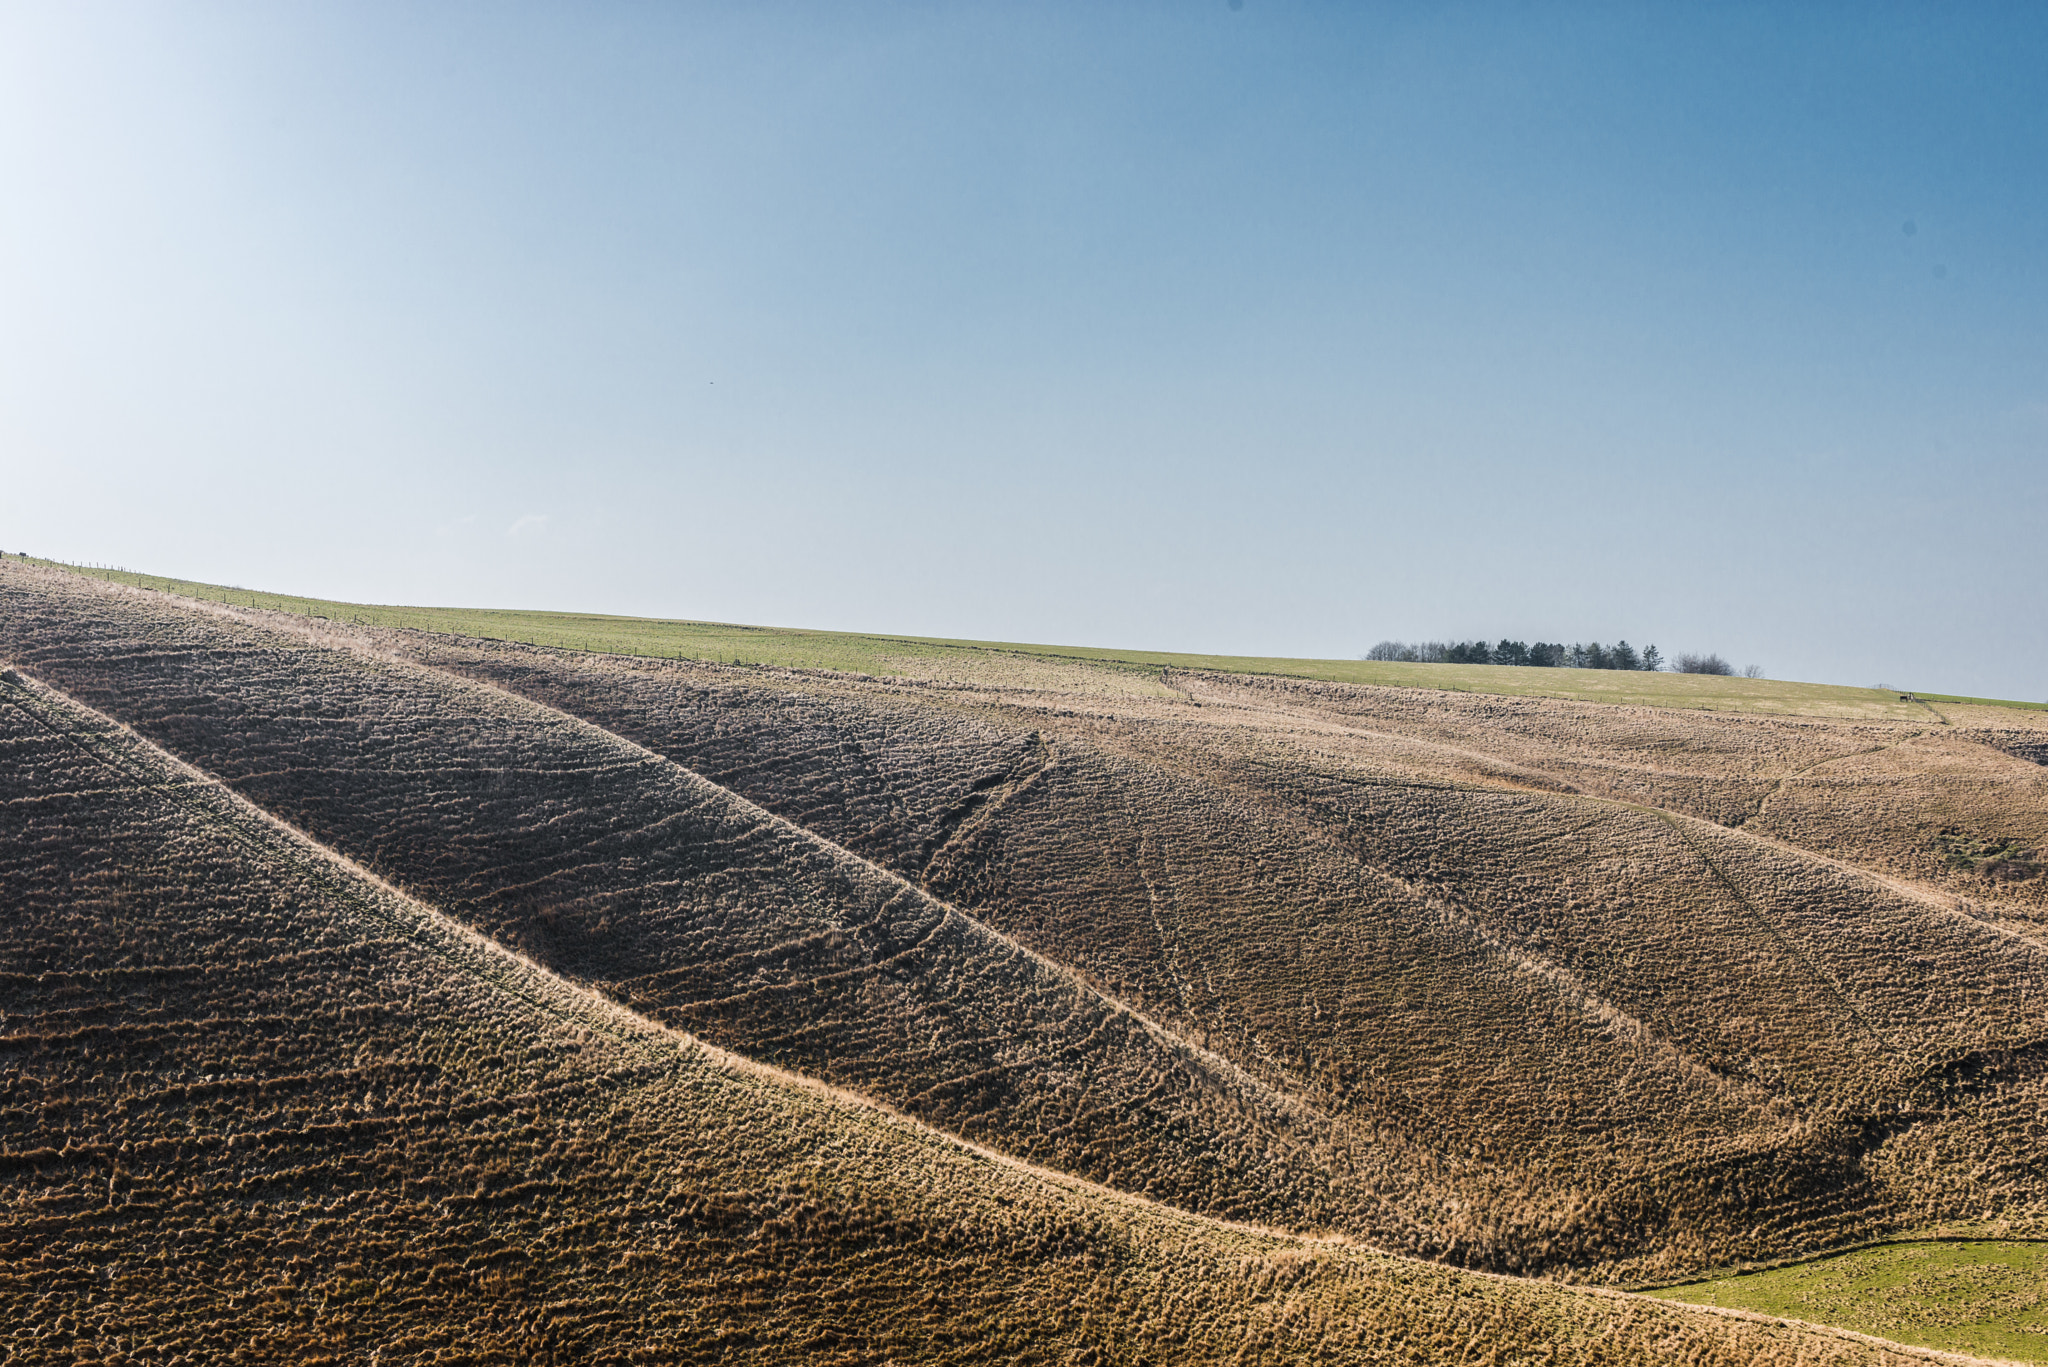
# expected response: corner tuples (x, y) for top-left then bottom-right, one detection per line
(42, 558), (2047, 720)
(4, 557), (2045, 1363)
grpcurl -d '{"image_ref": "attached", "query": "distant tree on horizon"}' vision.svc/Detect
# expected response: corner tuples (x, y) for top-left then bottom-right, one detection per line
(1364, 638), (1663, 670)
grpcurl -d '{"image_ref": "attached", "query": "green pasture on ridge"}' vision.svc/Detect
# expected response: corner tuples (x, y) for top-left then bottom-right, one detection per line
(33, 559), (2045, 722)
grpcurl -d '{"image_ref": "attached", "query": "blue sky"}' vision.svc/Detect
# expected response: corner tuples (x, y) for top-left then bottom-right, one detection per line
(3, 2), (2043, 697)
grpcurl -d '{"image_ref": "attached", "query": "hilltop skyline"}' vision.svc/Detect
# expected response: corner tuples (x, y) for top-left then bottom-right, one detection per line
(2, 2), (2043, 698)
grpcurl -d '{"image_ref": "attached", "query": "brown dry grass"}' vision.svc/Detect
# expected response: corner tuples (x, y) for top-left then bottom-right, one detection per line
(0, 595), (1969, 1365)
(2, 559), (2046, 1359)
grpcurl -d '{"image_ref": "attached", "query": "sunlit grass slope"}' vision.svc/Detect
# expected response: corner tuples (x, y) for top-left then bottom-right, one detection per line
(1650, 1240), (2048, 1364)
(1, 615), (1952, 1364)
(11, 558), (2048, 1292)
(8, 558), (2045, 1359)
(39, 559), (2043, 720)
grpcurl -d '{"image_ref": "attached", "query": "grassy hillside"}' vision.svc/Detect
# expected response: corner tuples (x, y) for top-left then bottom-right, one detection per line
(0, 569), (1429, 1251)
(401, 617), (2048, 1271)
(36, 558), (2046, 720)
(1651, 1240), (2048, 1363)
(0, 597), (1958, 1364)
(6, 557), (2047, 1359)
(5, 561), (2046, 1288)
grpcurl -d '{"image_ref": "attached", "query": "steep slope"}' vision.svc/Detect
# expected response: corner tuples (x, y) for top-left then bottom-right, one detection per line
(350, 611), (2048, 1277)
(1195, 674), (2048, 920)
(0, 645), (1959, 1365)
(5, 561), (2045, 1287)
(0, 565), (1465, 1259)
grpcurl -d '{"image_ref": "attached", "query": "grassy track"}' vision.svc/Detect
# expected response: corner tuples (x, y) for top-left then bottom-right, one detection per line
(33, 558), (2045, 721)
(1649, 1240), (2048, 1363)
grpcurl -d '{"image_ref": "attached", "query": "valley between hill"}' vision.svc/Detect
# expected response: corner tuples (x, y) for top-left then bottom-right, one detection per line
(3, 558), (2044, 1363)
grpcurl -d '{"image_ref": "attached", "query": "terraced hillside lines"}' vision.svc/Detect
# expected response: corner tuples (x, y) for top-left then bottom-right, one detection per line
(8, 565), (2048, 1293)
(1739, 736), (2048, 918)
(1099, 738), (1949, 1252)
(1141, 704), (2048, 1132)
(3, 629), (1978, 1365)
(0, 569), (1476, 1260)
(1207, 673), (2048, 921)
(9, 668), (1197, 1362)
(1644, 808), (1904, 1061)
(416, 645), (1785, 1152)
(356, 621), (2048, 1280)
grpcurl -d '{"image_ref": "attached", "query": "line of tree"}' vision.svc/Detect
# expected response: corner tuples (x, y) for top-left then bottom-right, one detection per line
(1365, 640), (1760, 675)
(1366, 639), (1683, 671)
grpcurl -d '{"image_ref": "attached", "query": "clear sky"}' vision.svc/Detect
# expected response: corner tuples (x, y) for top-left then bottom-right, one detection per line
(3, 3), (2043, 698)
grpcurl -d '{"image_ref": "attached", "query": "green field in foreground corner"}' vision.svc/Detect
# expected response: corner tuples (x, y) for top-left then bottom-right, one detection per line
(1648, 1239), (2048, 1363)
(32, 558), (2048, 723)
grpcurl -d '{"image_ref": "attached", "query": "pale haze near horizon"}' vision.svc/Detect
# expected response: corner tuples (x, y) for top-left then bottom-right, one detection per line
(2, 2), (2043, 699)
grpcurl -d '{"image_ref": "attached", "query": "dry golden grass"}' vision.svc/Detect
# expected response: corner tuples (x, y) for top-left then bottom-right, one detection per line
(0, 605), (1970, 1365)
(375, 600), (2048, 1277)
(3, 559), (2046, 1360)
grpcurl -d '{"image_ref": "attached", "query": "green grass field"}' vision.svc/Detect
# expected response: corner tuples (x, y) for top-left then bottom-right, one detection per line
(1648, 1240), (2048, 1363)
(35, 559), (2046, 722)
